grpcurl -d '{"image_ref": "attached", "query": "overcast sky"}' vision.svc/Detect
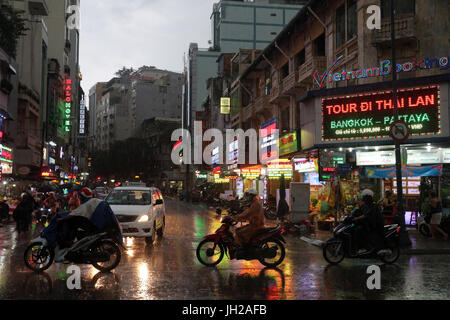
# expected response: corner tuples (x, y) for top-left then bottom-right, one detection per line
(80, 0), (216, 105)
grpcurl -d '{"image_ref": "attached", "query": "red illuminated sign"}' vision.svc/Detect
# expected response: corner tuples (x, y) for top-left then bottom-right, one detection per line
(260, 118), (278, 162)
(322, 86), (440, 141)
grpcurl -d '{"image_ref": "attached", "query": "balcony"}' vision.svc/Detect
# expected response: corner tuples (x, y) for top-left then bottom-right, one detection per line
(254, 94), (271, 114)
(242, 102), (255, 122)
(269, 82), (287, 103)
(298, 56), (327, 85)
(373, 16), (416, 45)
(282, 71), (301, 95)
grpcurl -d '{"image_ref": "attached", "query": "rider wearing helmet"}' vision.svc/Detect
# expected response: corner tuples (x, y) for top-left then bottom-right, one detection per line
(232, 188), (264, 246)
(352, 189), (385, 254)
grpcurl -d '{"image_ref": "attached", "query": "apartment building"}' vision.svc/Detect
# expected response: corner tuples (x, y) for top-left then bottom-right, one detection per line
(131, 66), (183, 134)
(94, 78), (133, 151)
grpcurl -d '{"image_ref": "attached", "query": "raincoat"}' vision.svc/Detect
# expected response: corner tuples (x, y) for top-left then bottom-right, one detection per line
(234, 197), (265, 244)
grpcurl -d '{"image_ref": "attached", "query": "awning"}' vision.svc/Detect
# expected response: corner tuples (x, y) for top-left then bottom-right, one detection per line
(365, 165), (443, 178)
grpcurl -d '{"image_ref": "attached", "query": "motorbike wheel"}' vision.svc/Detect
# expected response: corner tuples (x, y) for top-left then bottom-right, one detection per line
(196, 239), (224, 267)
(258, 239), (285, 268)
(379, 246), (400, 264)
(264, 209), (277, 221)
(419, 224), (431, 238)
(91, 239), (122, 273)
(323, 241), (345, 265)
(24, 243), (54, 273)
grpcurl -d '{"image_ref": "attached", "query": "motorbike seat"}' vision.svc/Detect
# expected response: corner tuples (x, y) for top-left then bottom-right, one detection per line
(251, 226), (280, 238)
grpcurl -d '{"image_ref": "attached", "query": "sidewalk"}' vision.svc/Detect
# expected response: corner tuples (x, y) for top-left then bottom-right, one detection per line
(301, 228), (450, 255)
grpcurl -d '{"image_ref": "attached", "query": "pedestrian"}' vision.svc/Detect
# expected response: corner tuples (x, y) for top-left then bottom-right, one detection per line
(13, 193), (34, 236)
(68, 191), (81, 211)
(0, 198), (9, 225)
(429, 191), (447, 240)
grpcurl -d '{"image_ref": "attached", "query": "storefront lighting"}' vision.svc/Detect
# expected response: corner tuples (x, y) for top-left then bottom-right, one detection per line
(2, 181), (6, 185)
(365, 146), (369, 150)
(375, 147), (379, 151)
(339, 148), (343, 151)
(349, 148), (353, 152)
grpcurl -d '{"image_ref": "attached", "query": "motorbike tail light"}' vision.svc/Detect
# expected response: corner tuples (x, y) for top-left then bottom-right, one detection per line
(397, 227), (401, 233)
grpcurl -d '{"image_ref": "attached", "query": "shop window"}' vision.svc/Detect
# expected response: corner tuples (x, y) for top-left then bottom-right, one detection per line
(381, 0), (415, 18)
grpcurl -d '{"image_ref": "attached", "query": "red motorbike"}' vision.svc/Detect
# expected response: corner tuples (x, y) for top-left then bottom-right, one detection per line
(196, 216), (286, 268)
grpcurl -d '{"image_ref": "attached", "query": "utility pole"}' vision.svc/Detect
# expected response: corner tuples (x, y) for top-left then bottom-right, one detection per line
(390, 0), (411, 246)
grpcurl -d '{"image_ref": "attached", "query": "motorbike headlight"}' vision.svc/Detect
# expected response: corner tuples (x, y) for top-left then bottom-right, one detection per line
(137, 215), (149, 223)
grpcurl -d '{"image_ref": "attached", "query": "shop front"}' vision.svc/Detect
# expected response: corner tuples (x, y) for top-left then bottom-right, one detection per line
(298, 75), (450, 229)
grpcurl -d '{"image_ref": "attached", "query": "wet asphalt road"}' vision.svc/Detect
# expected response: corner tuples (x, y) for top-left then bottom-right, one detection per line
(0, 198), (450, 300)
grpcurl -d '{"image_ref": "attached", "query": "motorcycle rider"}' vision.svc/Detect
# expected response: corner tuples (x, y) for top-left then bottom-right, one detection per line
(351, 189), (386, 255)
(232, 188), (265, 247)
(52, 187), (123, 262)
(43, 192), (59, 217)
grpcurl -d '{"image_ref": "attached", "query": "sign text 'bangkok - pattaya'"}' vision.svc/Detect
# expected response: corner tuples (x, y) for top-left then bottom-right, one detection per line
(322, 85), (440, 141)
(171, 122), (279, 165)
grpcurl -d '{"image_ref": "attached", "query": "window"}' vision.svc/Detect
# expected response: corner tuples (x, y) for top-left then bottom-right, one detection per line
(281, 107), (290, 132)
(106, 190), (152, 205)
(335, 0), (357, 48)
(281, 62), (289, 79)
(295, 49), (306, 67)
(336, 5), (346, 48)
(347, 0), (357, 41)
(381, 0), (415, 18)
(314, 34), (325, 57)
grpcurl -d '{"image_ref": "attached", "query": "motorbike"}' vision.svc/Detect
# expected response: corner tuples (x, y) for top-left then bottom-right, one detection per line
(418, 212), (450, 238)
(35, 207), (52, 226)
(196, 215), (286, 268)
(322, 215), (401, 265)
(263, 203), (277, 220)
(281, 219), (315, 236)
(24, 222), (122, 273)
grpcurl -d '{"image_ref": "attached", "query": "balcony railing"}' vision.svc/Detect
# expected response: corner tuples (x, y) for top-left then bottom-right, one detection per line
(269, 82), (283, 103)
(254, 94), (271, 114)
(242, 102), (255, 122)
(298, 56), (327, 85)
(282, 71), (299, 95)
(373, 16), (416, 44)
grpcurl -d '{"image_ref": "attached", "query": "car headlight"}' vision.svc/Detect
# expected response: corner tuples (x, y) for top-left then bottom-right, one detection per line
(137, 215), (149, 223)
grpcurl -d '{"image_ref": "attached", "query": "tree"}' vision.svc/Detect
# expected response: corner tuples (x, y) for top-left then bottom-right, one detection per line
(115, 67), (135, 78)
(0, 4), (28, 57)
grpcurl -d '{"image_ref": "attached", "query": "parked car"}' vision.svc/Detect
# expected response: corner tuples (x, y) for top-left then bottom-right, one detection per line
(106, 185), (166, 245)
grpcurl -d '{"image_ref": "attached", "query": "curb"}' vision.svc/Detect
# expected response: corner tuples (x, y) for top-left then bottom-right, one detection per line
(402, 248), (450, 255)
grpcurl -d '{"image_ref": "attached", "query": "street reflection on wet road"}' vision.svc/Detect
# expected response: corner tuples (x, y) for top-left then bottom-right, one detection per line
(1, 198), (450, 300)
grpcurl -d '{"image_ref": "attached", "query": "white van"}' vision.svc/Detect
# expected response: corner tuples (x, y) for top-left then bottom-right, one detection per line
(106, 186), (166, 244)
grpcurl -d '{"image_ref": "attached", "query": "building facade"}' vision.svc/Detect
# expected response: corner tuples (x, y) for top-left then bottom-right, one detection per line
(214, 0), (450, 227)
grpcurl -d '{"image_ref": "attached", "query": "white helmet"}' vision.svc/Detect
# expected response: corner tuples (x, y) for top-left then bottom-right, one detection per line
(246, 188), (258, 196)
(361, 189), (374, 198)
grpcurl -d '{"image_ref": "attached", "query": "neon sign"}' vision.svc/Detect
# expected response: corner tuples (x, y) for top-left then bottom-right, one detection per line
(315, 56), (450, 88)
(79, 99), (86, 134)
(63, 77), (72, 133)
(322, 86), (440, 141)
(0, 145), (12, 163)
(267, 159), (293, 179)
(260, 118), (278, 162)
(279, 131), (298, 156)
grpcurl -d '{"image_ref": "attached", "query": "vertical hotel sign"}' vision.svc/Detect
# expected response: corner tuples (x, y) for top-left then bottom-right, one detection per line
(63, 76), (72, 132)
(79, 99), (86, 135)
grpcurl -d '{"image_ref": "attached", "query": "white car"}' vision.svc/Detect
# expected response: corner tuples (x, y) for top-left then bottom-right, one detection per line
(106, 185), (166, 244)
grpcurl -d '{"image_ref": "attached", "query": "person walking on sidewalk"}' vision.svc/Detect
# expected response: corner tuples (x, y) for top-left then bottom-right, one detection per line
(429, 191), (448, 240)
